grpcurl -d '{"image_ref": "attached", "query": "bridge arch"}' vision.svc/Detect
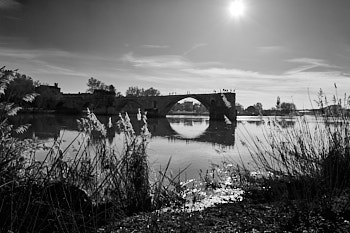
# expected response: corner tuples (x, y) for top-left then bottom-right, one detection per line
(162, 95), (211, 116)
(113, 92), (236, 122)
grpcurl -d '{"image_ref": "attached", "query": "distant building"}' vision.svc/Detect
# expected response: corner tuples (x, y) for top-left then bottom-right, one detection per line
(184, 101), (193, 111)
(35, 83), (61, 95)
(34, 83), (62, 110)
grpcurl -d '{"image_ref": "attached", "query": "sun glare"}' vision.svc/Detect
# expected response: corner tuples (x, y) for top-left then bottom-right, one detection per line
(228, 0), (246, 19)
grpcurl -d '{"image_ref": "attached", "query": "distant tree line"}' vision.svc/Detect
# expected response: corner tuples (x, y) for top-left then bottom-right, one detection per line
(87, 78), (161, 97)
(236, 98), (297, 116)
(87, 77), (122, 96)
(125, 86), (160, 97)
(170, 101), (208, 114)
(0, 73), (162, 111)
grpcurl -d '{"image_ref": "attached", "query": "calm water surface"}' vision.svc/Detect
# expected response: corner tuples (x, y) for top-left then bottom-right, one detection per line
(12, 114), (309, 179)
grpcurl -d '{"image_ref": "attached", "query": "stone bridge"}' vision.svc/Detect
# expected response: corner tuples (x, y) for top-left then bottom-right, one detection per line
(116, 92), (236, 122)
(57, 92), (236, 122)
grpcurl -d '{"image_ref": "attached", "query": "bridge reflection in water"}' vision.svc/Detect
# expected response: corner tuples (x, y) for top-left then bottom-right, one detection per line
(12, 114), (236, 147)
(146, 117), (235, 146)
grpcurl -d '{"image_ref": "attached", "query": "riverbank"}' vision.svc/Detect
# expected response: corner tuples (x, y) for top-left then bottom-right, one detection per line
(3, 112), (350, 232)
(105, 197), (350, 232)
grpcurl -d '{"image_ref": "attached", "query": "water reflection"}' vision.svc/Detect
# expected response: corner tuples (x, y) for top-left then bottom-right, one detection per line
(237, 116), (297, 128)
(151, 117), (235, 146)
(9, 114), (72, 140)
(11, 114), (236, 146)
(10, 114), (324, 180)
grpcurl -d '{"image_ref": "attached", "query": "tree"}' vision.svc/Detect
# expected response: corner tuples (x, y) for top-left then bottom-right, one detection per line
(254, 102), (263, 113)
(86, 77), (122, 96)
(3, 73), (36, 106)
(125, 86), (161, 97)
(108, 85), (116, 94)
(126, 86), (143, 97)
(34, 86), (59, 109)
(86, 77), (107, 93)
(0, 66), (37, 119)
(143, 87), (160, 96)
(246, 105), (258, 115)
(280, 102), (296, 113)
(115, 91), (123, 97)
(107, 85), (123, 97)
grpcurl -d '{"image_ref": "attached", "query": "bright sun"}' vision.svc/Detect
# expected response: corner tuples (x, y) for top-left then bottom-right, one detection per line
(228, 0), (246, 19)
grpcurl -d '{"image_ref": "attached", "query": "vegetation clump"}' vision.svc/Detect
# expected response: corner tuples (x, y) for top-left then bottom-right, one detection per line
(0, 67), (182, 233)
(236, 88), (350, 231)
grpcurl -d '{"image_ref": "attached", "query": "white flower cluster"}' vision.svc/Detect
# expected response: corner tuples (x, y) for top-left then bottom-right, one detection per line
(116, 111), (151, 144)
(77, 108), (107, 137)
(117, 112), (135, 138)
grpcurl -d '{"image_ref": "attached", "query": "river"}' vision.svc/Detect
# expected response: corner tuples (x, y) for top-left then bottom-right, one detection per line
(12, 113), (306, 179)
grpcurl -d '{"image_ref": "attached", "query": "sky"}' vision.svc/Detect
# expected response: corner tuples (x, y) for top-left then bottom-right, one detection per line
(1, 0), (350, 109)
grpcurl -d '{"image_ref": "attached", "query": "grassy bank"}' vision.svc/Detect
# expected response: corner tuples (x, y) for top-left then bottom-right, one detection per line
(234, 89), (350, 231)
(0, 110), (148, 232)
(0, 67), (186, 232)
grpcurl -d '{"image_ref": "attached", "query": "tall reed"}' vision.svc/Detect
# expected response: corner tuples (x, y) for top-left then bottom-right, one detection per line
(240, 88), (350, 214)
(0, 66), (182, 232)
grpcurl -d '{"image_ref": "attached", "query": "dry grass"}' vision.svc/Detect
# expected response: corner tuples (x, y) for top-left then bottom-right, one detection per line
(0, 67), (185, 232)
(237, 88), (350, 224)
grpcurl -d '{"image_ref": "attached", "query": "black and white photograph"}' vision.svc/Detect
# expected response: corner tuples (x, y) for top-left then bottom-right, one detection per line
(1, 0), (350, 232)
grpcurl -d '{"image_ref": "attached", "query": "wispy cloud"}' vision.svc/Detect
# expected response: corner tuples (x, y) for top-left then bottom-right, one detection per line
(0, 48), (38, 60)
(0, 0), (21, 9)
(183, 43), (208, 56)
(120, 52), (305, 95)
(0, 46), (117, 63)
(141, 44), (169, 49)
(33, 61), (88, 77)
(0, 46), (90, 79)
(182, 67), (301, 94)
(178, 61), (350, 107)
(121, 53), (350, 93)
(183, 67), (278, 80)
(288, 58), (337, 66)
(286, 58), (340, 74)
(258, 45), (287, 53)
(122, 52), (191, 69)
(0, 36), (28, 47)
